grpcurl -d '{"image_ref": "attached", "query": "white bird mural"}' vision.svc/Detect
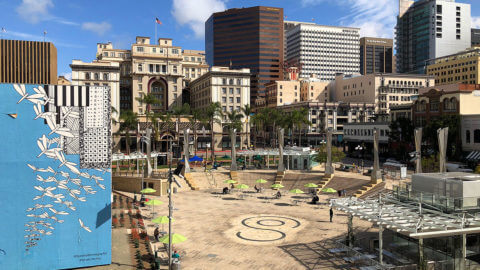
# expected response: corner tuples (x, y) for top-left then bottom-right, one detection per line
(78, 219), (91, 233)
(13, 84), (28, 104)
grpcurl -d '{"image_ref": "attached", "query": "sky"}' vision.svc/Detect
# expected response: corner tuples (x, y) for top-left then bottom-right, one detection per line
(0, 0), (479, 79)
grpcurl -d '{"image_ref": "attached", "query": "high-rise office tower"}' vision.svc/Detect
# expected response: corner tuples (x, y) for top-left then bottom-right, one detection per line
(286, 23), (360, 81)
(396, 0), (471, 74)
(0, 39), (57, 84)
(360, 37), (394, 75)
(205, 6), (284, 107)
(472, 29), (480, 47)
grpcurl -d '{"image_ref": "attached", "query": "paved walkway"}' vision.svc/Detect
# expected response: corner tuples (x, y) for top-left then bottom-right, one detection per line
(88, 209), (135, 270)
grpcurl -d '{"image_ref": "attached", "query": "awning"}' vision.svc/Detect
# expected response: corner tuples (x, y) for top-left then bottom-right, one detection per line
(466, 151), (480, 161)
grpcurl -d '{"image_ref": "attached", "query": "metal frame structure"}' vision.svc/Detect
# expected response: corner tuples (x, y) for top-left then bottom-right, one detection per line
(332, 196), (480, 239)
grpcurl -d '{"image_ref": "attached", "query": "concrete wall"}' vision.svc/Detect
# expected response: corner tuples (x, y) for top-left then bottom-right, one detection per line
(113, 176), (168, 196)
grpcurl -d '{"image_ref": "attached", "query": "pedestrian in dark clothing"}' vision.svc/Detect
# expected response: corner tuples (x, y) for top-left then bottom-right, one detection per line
(337, 190), (342, 197)
(223, 187), (229, 194)
(329, 208), (334, 222)
(154, 227), (160, 241)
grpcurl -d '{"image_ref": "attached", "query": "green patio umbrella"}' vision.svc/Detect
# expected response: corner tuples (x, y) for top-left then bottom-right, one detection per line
(321, 188), (337, 193)
(304, 183), (318, 188)
(236, 184), (249, 189)
(152, 216), (173, 232)
(256, 179), (268, 184)
(158, 233), (187, 244)
(224, 179), (237, 184)
(289, 189), (305, 194)
(140, 188), (156, 194)
(271, 183), (284, 189)
(145, 199), (163, 218)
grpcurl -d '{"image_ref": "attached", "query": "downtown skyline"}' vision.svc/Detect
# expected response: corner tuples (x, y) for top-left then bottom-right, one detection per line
(1, 0), (479, 79)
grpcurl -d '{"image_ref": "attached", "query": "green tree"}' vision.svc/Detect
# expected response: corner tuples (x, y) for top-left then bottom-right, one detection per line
(172, 103), (191, 143)
(224, 110), (243, 149)
(188, 109), (202, 155)
(117, 110), (138, 154)
(314, 145), (346, 167)
(294, 108), (311, 146)
(423, 115), (461, 159)
(241, 104), (252, 149)
(388, 118), (414, 162)
(205, 102), (223, 161)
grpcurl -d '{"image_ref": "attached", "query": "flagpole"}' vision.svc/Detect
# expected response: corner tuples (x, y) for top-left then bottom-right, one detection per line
(155, 21), (157, 44)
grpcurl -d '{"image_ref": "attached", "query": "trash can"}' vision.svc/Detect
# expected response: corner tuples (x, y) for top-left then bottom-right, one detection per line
(172, 259), (181, 270)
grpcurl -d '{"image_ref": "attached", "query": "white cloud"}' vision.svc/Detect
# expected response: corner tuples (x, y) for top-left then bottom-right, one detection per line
(473, 17), (480, 29)
(301, 0), (397, 38)
(60, 72), (72, 81)
(82, 22), (112, 36)
(16, 0), (53, 24)
(16, 0), (79, 25)
(171, 0), (227, 39)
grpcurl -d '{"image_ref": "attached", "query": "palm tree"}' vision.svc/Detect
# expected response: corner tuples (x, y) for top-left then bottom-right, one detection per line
(188, 109), (201, 156)
(205, 102), (223, 161)
(135, 93), (160, 152)
(251, 112), (262, 149)
(172, 103), (191, 144)
(224, 110), (243, 154)
(241, 104), (252, 149)
(117, 110), (138, 154)
(294, 108), (311, 146)
(158, 112), (174, 152)
(280, 112), (295, 146)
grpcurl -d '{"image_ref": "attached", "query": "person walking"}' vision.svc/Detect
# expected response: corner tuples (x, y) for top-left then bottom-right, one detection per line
(329, 207), (334, 222)
(154, 227), (160, 241)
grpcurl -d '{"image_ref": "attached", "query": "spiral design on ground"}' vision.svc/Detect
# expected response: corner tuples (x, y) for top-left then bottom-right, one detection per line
(236, 216), (301, 242)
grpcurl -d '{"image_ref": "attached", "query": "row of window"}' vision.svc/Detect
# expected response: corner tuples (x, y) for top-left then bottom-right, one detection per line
(85, 72), (109, 81)
(415, 97), (457, 112)
(135, 46), (179, 55)
(345, 128), (388, 137)
(465, 130), (480, 144)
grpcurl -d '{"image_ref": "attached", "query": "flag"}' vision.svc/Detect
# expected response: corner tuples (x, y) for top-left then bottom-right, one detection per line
(229, 59), (232, 68)
(155, 18), (162, 25)
(1, 27), (6, 33)
(43, 30), (47, 35)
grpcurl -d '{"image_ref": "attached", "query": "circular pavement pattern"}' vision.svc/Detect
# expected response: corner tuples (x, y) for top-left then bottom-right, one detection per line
(225, 215), (306, 246)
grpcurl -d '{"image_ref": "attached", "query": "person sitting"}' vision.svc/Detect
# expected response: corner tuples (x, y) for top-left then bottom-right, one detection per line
(172, 250), (180, 259)
(311, 195), (319, 205)
(275, 191), (282, 199)
(254, 185), (260, 193)
(222, 187), (229, 195)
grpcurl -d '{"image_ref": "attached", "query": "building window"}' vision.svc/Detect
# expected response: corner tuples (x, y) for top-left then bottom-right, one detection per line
(229, 79), (234, 85)
(138, 84), (142, 91)
(236, 97), (240, 103)
(172, 49), (179, 54)
(94, 73), (99, 80)
(103, 73), (108, 80)
(222, 106), (226, 112)
(222, 97), (226, 103)
(466, 130), (471, 144)
(173, 66), (178, 74)
(229, 88), (234, 94)
(475, 130), (480, 143)
(138, 64), (143, 72)
(222, 78), (227, 84)
(174, 86), (177, 92)
(149, 64), (154, 73)
(222, 88), (227, 94)
(236, 88), (240, 94)
(137, 47), (144, 52)
(229, 97), (233, 103)
(85, 72), (90, 80)
(237, 79), (241, 85)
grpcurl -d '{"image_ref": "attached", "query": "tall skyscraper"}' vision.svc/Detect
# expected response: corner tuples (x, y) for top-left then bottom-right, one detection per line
(396, 0), (471, 74)
(360, 37), (394, 75)
(285, 23), (360, 81)
(0, 39), (57, 84)
(205, 6), (284, 107)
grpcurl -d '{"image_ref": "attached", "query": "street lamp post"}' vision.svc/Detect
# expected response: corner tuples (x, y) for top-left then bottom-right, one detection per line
(355, 145), (364, 173)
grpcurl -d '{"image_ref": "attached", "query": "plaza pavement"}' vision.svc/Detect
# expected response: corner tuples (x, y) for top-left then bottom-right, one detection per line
(130, 178), (377, 270)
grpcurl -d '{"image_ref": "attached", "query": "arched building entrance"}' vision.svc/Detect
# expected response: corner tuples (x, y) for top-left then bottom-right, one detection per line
(148, 77), (168, 112)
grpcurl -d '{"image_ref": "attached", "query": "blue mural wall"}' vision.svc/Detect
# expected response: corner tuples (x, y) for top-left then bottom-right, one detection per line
(0, 83), (112, 270)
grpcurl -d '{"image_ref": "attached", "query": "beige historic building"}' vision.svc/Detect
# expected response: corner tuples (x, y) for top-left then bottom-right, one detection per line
(70, 59), (120, 120)
(300, 78), (329, 103)
(426, 47), (480, 85)
(57, 76), (71, 85)
(190, 66), (251, 149)
(277, 101), (376, 146)
(332, 73), (435, 116)
(265, 81), (300, 108)
(182, 50), (209, 88)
